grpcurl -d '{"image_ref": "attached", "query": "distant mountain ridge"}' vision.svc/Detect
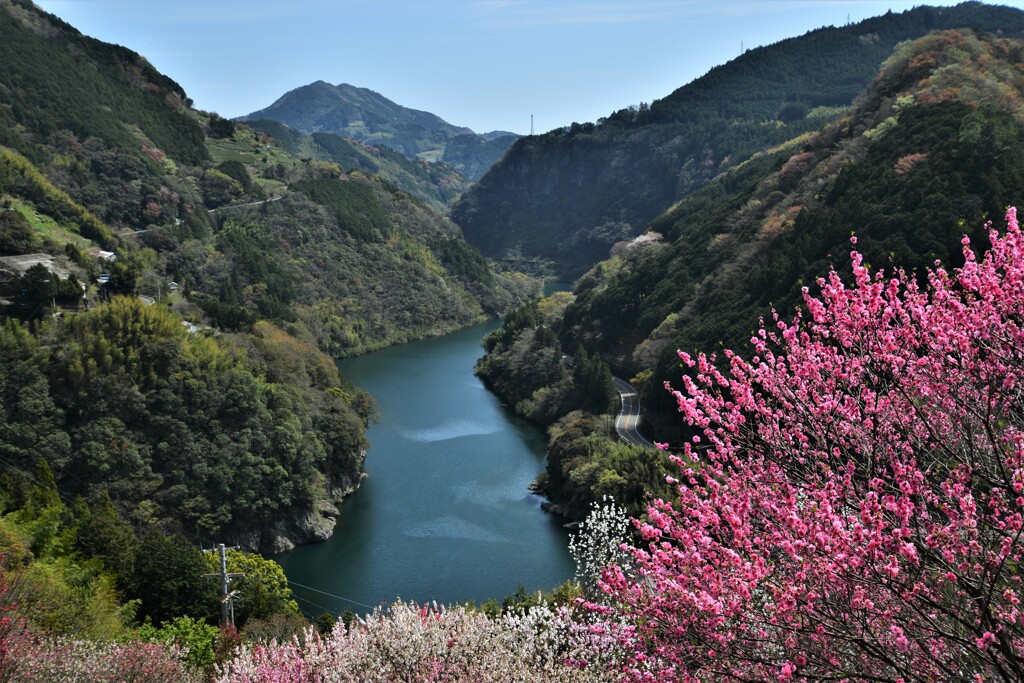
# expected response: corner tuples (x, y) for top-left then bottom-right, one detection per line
(451, 1), (1024, 276)
(241, 81), (518, 180)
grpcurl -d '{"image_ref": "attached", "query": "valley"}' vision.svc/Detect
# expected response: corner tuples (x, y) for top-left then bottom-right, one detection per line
(1, 0), (1024, 680)
(277, 321), (573, 613)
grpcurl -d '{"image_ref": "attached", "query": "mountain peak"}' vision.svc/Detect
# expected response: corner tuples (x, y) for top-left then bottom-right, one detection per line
(241, 80), (518, 179)
(242, 80), (472, 155)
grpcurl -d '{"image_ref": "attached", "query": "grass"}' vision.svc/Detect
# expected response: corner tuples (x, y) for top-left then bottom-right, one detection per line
(6, 195), (92, 248)
(206, 129), (298, 169)
(416, 149), (444, 162)
(254, 178), (287, 194)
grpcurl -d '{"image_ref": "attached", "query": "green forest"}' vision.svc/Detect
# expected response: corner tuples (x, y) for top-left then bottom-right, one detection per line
(1, 298), (372, 544)
(477, 27), (1024, 518)
(452, 2), (1024, 276)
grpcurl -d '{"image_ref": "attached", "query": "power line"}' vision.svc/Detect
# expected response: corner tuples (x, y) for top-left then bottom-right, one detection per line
(286, 579), (377, 611)
(291, 592), (341, 619)
(0, 418), (368, 622)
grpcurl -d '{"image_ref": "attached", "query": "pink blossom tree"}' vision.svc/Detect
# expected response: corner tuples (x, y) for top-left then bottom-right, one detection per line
(0, 560), (197, 683)
(598, 208), (1024, 682)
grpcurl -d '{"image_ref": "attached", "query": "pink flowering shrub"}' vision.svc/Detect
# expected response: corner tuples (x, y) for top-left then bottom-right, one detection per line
(217, 600), (622, 682)
(597, 208), (1024, 681)
(2, 635), (198, 682)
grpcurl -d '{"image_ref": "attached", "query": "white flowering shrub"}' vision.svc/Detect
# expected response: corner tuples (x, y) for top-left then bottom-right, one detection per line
(568, 497), (632, 601)
(2, 636), (199, 682)
(216, 600), (623, 682)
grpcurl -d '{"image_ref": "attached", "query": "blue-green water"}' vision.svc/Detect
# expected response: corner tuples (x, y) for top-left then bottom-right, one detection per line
(277, 321), (574, 616)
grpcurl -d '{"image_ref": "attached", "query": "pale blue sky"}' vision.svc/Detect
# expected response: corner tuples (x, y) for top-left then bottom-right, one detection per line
(36, 0), (999, 135)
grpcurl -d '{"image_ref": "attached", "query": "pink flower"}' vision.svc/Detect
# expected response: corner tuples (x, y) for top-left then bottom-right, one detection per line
(976, 631), (997, 651)
(591, 209), (1024, 683)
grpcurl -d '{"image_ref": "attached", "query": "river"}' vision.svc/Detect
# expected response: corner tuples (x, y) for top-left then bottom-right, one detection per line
(276, 320), (575, 616)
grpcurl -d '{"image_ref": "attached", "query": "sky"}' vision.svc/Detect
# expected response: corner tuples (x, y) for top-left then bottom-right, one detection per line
(34, 0), (1004, 135)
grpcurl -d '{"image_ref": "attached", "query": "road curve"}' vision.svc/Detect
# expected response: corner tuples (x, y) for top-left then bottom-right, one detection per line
(612, 375), (657, 449)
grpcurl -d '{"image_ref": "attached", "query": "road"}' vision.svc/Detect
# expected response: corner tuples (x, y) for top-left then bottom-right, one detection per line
(612, 375), (657, 449)
(207, 196), (282, 214)
(564, 353), (657, 449)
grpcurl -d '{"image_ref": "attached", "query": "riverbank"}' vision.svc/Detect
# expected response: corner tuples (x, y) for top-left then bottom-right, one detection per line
(276, 321), (574, 613)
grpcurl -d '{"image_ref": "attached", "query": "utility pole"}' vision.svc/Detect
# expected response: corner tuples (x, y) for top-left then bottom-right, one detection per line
(202, 543), (244, 628)
(530, 114), (534, 136)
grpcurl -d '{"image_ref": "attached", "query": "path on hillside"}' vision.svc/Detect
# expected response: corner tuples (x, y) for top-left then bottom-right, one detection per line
(612, 375), (656, 449)
(207, 196), (282, 214)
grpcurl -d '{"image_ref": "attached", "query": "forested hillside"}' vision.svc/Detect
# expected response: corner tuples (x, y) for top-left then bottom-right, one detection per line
(241, 81), (519, 180)
(1, 298), (372, 550)
(478, 27), (1024, 517)
(452, 1), (1024, 276)
(441, 132), (520, 181)
(243, 119), (470, 211)
(0, 0), (534, 553)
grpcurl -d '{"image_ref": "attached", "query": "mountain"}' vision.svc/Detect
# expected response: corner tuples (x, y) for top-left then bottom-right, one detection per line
(451, 1), (1024, 277)
(242, 119), (470, 211)
(442, 132), (520, 182)
(0, 0), (207, 168)
(562, 28), (1024, 390)
(476, 26), (1024, 516)
(241, 81), (519, 180)
(0, 0), (535, 551)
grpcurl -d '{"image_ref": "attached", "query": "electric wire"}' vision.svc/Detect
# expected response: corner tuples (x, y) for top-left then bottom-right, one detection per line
(291, 592), (342, 619)
(285, 579), (377, 610)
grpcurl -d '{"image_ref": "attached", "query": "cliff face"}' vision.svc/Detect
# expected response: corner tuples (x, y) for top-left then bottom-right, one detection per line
(234, 468), (366, 554)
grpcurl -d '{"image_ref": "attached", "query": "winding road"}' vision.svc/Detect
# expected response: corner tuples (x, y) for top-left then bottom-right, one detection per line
(564, 353), (656, 448)
(613, 375), (657, 449)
